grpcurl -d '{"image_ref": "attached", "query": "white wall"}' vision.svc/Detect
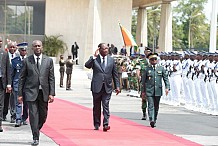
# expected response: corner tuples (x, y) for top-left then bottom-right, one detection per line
(45, 0), (132, 65)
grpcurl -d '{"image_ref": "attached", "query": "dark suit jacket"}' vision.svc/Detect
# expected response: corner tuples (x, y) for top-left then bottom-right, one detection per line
(65, 59), (73, 74)
(0, 49), (11, 89)
(141, 65), (170, 97)
(71, 44), (79, 55)
(18, 54), (55, 102)
(85, 55), (120, 94)
(11, 56), (23, 91)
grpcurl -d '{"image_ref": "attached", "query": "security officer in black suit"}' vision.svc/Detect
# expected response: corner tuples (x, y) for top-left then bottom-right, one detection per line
(65, 55), (74, 90)
(59, 55), (65, 88)
(71, 42), (79, 65)
(141, 53), (170, 128)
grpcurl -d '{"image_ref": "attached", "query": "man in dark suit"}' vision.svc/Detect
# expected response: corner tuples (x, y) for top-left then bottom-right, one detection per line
(141, 53), (170, 128)
(3, 41), (19, 123)
(0, 36), (12, 132)
(71, 42), (79, 65)
(85, 43), (120, 132)
(18, 40), (55, 145)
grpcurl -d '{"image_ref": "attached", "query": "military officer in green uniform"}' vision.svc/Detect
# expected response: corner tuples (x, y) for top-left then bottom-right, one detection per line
(59, 55), (65, 88)
(141, 53), (170, 128)
(137, 47), (152, 120)
(65, 55), (74, 90)
(137, 54), (148, 120)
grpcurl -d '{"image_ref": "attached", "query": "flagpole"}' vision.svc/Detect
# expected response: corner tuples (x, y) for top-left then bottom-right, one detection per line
(118, 22), (126, 47)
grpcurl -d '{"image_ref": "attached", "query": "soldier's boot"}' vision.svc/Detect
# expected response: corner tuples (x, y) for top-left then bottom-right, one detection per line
(141, 110), (147, 120)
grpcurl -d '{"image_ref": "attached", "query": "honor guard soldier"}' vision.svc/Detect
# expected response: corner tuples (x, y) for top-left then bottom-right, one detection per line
(11, 42), (28, 127)
(141, 53), (170, 128)
(65, 55), (74, 90)
(136, 47), (151, 120)
(59, 55), (65, 88)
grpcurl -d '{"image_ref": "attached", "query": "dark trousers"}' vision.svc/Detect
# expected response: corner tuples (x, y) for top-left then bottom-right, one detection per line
(0, 78), (4, 123)
(3, 92), (10, 118)
(92, 85), (111, 127)
(60, 71), (64, 87)
(22, 92), (28, 121)
(147, 96), (161, 122)
(73, 53), (78, 65)
(66, 74), (72, 89)
(141, 98), (147, 112)
(28, 90), (48, 140)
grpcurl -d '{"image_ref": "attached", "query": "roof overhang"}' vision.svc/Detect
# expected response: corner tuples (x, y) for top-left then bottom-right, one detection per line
(132, 0), (176, 8)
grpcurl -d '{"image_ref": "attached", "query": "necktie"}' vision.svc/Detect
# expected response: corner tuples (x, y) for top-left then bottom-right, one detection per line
(22, 56), (24, 60)
(37, 57), (40, 69)
(102, 57), (105, 70)
(12, 54), (14, 58)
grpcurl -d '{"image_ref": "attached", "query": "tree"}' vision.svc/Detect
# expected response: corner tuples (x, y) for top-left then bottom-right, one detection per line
(43, 35), (67, 57)
(173, 0), (209, 51)
(147, 6), (161, 49)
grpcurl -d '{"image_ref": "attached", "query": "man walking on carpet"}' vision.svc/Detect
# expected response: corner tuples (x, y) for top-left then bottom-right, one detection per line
(85, 43), (120, 132)
(141, 53), (170, 128)
(18, 40), (55, 145)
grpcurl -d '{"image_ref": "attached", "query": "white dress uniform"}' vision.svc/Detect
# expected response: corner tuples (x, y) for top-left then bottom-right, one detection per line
(198, 59), (210, 113)
(182, 58), (190, 106)
(193, 59), (203, 110)
(212, 62), (218, 114)
(166, 59), (173, 104)
(170, 59), (182, 105)
(205, 60), (216, 113)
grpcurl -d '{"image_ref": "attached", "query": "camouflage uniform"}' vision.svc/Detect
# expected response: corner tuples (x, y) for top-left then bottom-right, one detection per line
(139, 58), (149, 120)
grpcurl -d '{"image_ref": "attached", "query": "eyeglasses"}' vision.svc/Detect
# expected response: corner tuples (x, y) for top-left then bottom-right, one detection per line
(10, 46), (16, 48)
(150, 58), (157, 61)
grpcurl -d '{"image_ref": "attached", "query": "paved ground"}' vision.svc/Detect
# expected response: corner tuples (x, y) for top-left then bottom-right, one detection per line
(0, 64), (218, 146)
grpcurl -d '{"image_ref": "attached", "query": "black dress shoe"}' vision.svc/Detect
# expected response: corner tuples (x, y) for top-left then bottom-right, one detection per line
(0, 126), (3, 132)
(23, 121), (28, 125)
(94, 125), (99, 130)
(15, 121), (21, 127)
(31, 140), (39, 145)
(2, 117), (6, 121)
(103, 125), (110, 132)
(10, 118), (15, 123)
(141, 116), (146, 120)
(150, 121), (155, 128)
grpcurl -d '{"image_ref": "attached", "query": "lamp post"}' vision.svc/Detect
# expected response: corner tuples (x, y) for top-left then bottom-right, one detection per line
(188, 13), (201, 49)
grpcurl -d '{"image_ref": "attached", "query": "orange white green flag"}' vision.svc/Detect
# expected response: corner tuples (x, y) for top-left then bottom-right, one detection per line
(119, 23), (137, 47)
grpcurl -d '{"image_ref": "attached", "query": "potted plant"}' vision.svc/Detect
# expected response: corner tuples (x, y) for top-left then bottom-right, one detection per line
(43, 35), (68, 62)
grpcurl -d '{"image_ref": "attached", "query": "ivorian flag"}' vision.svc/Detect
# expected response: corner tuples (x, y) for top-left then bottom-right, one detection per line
(119, 23), (137, 47)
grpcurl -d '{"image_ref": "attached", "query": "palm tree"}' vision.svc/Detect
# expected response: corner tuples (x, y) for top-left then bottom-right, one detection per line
(43, 35), (67, 57)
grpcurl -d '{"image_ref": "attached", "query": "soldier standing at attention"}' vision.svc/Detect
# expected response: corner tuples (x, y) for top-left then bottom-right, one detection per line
(141, 53), (170, 128)
(59, 55), (65, 88)
(65, 55), (74, 90)
(136, 47), (151, 120)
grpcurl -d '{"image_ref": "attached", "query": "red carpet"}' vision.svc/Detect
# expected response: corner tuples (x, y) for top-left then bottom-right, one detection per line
(42, 98), (201, 146)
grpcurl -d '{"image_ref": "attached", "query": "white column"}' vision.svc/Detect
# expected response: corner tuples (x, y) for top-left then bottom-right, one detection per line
(158, 2), (172, 52)
(136, 7), (148, 47)
(84, 0), (102, 62)
(209, 0), (217, 52)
